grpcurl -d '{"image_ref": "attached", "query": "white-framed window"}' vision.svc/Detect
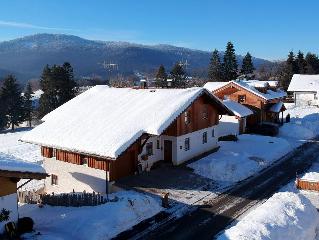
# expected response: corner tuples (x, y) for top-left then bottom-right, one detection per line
(184, 111), (191, 125)
(146, 142), (153, 156)
(157, 140), (160, 149)
(212, 129), (215, 137)
(185, 138), (190, 151)
(203, 132), (207, 144)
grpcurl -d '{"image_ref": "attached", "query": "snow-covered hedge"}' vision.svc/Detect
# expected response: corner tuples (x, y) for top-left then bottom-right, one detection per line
(218, 192), (319, 240)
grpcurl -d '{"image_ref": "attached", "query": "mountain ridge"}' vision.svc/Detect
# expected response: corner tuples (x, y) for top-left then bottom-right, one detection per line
(0, 34), (272, 83)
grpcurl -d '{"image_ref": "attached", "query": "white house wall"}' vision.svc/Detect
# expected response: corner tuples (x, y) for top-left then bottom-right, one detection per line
(138, 126), (218, 168)
(175, 126), (218, 165)
(0, 193), (18, 234)
(44, 158), (106, 194)
(217, 115), (239, 136)
(295, 92), (318, 106)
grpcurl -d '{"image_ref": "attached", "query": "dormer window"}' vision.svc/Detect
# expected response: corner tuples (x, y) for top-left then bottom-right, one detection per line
(238, 95), (246, 103)
(185, 111), (191, 125)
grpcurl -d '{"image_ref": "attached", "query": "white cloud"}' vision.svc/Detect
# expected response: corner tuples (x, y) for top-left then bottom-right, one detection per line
(0, 20), (76, 31)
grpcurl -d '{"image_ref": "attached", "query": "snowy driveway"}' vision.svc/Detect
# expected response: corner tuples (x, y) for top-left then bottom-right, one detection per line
(116, 162), (218, 206)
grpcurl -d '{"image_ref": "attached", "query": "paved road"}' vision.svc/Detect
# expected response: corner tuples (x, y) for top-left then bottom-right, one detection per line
(139, 140), (319, 240)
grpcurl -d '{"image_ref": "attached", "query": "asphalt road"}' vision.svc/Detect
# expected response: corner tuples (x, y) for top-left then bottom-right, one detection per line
(140, 140), (319, 240)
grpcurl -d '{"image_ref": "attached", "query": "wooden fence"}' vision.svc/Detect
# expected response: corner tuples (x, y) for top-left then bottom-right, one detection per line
(41, 191), (108, 207)
(18, 190), (114, 207)
(296, 178), (319, 191)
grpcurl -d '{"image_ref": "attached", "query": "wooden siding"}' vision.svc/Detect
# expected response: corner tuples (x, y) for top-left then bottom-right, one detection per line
(214, 84), (265, 110)
(163, 95), (219, 136)
(41, 146), (53, 158)
(110, 141), (139, 181)
(296, 178), (319, 191)
(0, 176), (17, 196)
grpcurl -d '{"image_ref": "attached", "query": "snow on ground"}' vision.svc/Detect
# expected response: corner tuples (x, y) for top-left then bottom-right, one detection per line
(218, 192), (319, 240)
(20, 191), (162, 240)
(0, 128), (42, 164)
(188, 134), (292, 187)
(279, 104), (319, 147)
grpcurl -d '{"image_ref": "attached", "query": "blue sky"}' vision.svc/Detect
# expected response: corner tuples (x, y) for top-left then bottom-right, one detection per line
(0, 0), (318, 60)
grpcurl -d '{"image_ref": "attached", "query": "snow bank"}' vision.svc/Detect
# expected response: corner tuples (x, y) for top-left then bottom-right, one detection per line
(20, 191), (162, 240)
(279, 104), (319, 145)
(218, 192), (319, 240)
(188, 135), (291, 185)
(279, 123), (315, 140)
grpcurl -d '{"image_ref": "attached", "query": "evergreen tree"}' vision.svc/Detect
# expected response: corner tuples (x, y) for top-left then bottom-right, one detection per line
(305, 53), (319, 74)
(155, 64), (167, 87)
(0, 75), (25, 130)
(38, 63), (77, 118)
(223, 42), (238, 81)
(208, 49), (223, 82)
(279, 52), (296, 90)
(241, 52), (255, 75)
(170, 63), (186, 88)
(23, 82), (34, 127)
(296, 51), (307, 74)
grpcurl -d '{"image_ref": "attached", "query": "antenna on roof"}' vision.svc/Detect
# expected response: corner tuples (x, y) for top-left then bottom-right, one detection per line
(178, 59), (190, 70)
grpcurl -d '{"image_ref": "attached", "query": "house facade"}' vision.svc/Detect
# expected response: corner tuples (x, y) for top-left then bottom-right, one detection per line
(0, 153), (47, 234)
(288, 74), (319, 106)
(21, 87), (232, 194)
(205, 80), (287, 129)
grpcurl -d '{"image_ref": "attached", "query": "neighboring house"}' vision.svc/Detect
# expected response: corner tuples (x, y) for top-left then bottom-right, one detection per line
(218, 99), (254, 136)
(0, 153), (47, 234)
(204, 80), (287, 128)
(288, 74), (319, 106)
(21, 86), (232, 194)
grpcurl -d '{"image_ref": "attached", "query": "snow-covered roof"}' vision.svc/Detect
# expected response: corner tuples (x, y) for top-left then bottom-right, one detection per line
(0, 152), (45, 174)
(32, 89), (43, 100)
(288, 74), (319, 92)
(203, 82), (228, 92)
(244, 80), (279, 88)
(301, 172), (319, 182)
(223, 99), (253, 117)
(21, 86), (230, 159)
(229, 80), (287, 101)
(269, 101), (284, 113)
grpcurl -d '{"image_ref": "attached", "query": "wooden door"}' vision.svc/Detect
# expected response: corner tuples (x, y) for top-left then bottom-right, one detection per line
(164, 140), (172, 162)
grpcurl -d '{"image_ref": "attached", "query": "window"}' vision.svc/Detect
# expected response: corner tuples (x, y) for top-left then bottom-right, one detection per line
(202, 106), (208, 120)
(52, 148), (57, 158)
(185, 138), (190, 151)
(156, 140), (160, 149)
(238, 95), (246, 103)
(81, 157), (88, 166)
(146, 142), (153, 156)
(212, 129), (215, 137)
(51, 174), (58, 185)
(184, 111), (191, 125)
(203, 132), (207, 144)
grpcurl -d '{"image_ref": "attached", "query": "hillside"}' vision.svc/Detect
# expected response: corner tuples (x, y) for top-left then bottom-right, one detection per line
(0, 34), (271, 83)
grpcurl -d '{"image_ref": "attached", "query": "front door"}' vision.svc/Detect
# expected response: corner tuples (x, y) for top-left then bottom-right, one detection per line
(164, 140), (172, 162)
